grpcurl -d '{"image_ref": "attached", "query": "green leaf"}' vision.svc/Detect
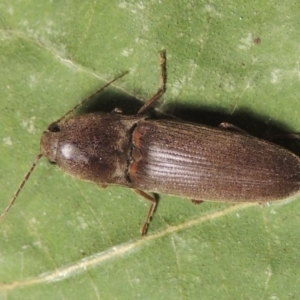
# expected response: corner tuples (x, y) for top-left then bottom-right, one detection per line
(1, 1), (300, 299)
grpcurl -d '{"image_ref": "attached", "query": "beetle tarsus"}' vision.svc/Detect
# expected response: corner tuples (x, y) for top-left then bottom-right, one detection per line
(140, 202), (157, 236)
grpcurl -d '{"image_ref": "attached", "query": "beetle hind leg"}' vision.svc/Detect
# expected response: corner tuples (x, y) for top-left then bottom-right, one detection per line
(218, 122), (248, 134)
(191, 199), (204, 204)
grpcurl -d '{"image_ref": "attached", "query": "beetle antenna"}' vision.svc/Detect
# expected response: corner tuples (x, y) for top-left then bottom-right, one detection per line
(0, 153), (43, 223)
(55, 72), (129, 124)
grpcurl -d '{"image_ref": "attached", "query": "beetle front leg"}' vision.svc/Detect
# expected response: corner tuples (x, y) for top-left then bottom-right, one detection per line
(137, 50), (167, 114)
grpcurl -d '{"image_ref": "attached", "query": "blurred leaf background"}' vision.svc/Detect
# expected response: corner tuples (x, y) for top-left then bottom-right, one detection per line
(1, 1), (300, 299)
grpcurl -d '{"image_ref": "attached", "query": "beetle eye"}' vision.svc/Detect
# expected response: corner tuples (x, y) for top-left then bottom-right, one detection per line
(48, 122), (60, 132)
(48, 160), (56, 165)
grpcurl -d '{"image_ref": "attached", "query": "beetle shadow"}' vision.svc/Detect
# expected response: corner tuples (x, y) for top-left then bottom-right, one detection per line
(164, 102), (300, 157)
(77, 89), (300, 157)
(77, 87), (145, 115)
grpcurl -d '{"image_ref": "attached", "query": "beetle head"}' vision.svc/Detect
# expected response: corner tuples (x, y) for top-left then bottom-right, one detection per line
(40, 122), (60, 164)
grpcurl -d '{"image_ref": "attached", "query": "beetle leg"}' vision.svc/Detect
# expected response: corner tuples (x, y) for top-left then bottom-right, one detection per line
(137, 50), (167, 114)
(218, 122), (248, 134)
(191, 199), (204, 204)
(264, 133), (300, 141)
(111, 107), (123, 114)
(220, 123), (300, 142)
(133, 189), (158, 235)
(99, 184), (108, 188)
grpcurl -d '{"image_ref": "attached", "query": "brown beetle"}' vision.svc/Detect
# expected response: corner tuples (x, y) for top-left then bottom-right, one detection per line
(2, 51), (300, 235)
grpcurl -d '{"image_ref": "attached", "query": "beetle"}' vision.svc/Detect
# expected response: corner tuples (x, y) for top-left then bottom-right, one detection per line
(2, 50), (300, 235)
